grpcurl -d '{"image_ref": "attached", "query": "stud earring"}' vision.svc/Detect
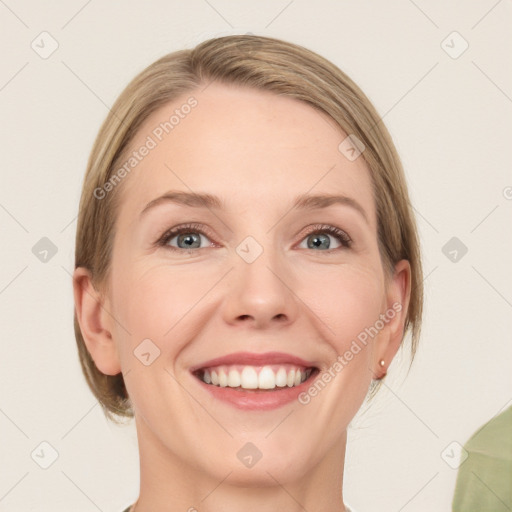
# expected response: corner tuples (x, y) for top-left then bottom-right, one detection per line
(378, 359), (387, 379)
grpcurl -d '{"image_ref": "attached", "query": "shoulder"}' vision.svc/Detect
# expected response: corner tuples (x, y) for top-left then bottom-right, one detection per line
(465, 405), (512, 456)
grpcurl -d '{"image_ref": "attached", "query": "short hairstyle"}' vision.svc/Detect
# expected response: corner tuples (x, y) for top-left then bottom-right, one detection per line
(74, 35), (423, 424)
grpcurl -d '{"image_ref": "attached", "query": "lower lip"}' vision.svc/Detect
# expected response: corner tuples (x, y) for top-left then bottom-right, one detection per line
(192, 371), (318, 411)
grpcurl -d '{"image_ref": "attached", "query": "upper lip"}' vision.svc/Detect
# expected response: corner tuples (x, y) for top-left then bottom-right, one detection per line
(189, 351), (318, 372)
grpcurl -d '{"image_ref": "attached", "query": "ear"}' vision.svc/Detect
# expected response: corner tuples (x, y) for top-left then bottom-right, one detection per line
(73, 267), (121, 375)
(371, 259), (412, 379)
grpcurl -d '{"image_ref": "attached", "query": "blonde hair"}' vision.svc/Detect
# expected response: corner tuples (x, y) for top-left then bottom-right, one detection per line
(74, 35), (423, 423)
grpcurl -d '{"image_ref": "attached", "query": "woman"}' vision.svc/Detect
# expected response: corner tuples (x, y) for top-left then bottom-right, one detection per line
(72, 34), (423, 512)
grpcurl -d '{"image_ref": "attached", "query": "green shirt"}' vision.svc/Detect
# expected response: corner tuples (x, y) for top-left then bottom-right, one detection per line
(452, 405), (512, 511)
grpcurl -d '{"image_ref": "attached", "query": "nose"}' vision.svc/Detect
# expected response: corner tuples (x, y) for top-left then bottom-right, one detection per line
(220, 243), (299, 330)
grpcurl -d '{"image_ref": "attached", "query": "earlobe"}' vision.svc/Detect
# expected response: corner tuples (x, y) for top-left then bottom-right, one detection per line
(372, 259), (412, 379)
(73, 267), (121, 376)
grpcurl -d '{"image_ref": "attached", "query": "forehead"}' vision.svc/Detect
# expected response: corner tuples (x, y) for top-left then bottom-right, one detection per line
(116, 82), (376, 226)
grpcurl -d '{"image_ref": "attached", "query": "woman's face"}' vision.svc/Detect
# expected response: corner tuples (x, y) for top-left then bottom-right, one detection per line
(92, 83), (409, 485)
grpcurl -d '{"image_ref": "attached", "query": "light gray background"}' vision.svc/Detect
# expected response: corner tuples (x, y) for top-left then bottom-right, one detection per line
(1, 1), (511, 511)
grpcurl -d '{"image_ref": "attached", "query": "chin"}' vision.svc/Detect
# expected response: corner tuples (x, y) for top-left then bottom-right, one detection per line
(195, 438), (317, 488)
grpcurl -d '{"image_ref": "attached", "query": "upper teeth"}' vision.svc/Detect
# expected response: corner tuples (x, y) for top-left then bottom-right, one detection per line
(199, 365), (312, 390)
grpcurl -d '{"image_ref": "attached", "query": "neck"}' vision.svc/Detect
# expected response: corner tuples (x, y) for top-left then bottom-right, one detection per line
(131, 415), (348, 512)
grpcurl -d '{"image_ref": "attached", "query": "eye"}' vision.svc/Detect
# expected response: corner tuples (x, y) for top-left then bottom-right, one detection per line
(156, 222), (352, 253)
(156, 223), (215, 252)
(298, 224), (352, 252)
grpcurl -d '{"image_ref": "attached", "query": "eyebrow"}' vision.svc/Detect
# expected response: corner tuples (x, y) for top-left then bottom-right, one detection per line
(139, 190), (369, 224)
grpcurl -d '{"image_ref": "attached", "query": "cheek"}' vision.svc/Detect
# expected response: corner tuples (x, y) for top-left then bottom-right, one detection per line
(111, 262), (216, 351)
(300, 264), (384, 345)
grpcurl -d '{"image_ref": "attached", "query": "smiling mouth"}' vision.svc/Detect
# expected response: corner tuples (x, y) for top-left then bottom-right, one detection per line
(193, 364), (319, 391)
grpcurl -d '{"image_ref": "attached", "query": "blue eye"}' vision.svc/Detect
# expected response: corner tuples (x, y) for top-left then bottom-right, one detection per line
(157, 223), (214, 251)
(156, 223), (352, 253)
(299, 224), (352, 251)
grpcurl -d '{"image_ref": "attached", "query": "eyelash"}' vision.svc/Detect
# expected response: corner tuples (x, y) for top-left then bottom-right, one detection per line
(155, 222), (353, 253)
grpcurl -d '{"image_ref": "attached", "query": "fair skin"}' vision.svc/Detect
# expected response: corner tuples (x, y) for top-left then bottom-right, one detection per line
(74, 83), (411, 512)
